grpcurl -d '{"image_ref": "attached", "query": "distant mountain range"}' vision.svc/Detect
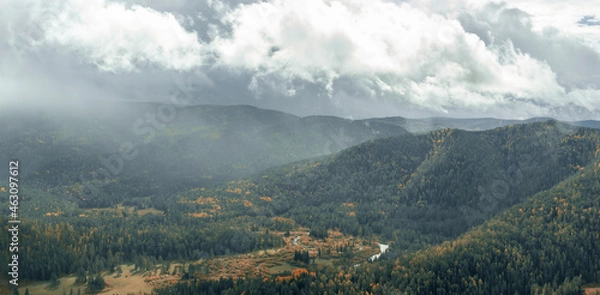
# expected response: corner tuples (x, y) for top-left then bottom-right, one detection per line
(1, 104), (597, 208)
(366, 116), (600, 133)
(0, 104), (406, 207)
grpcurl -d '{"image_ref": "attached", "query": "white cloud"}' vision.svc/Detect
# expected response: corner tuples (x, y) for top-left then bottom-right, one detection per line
(210, 0), (575, 115)
(7, 0), (207, 72)
(2, 0), (600, 120)
(504, 1), (600, 35)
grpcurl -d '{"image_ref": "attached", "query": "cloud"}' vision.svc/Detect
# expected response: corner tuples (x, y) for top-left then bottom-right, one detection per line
(4, 0), (207, 72)
(209, 0), (582, 116)
(578, 15), (600, 27)
(488, 0), (600, 52)
(1, 0), (600, 120)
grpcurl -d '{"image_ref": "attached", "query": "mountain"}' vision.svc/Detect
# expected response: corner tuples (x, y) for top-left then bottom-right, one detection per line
(157, 122), (600, 294)
(568, 120), (600, 129)
(172, 121), (598, 250)
(2, 104), (597, 209)
(3, 105), (600, 294)
(0, 103), (406, 207)
(371, 156), (600, 294)
(365, 116), (600, 133)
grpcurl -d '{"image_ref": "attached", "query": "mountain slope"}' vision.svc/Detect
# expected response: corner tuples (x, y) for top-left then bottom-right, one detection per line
(373, 159), (600, 294)
(3, 115), (600, 294)
(175, 121), (600, 251)
(0, 104), (406, 207)
(157, 124), (600, 295)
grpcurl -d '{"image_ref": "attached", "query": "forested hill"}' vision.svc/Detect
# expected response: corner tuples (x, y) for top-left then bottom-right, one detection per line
(0, 104), (406, 208)
(2, 103), (597, 210)
(174, 121), (598, 249)
(3, 108), (600, 294)
(364, 152), (600, 294)
(159, 125), (600, 294)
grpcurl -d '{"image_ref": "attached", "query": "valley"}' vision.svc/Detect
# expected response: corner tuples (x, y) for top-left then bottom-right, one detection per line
(1, 105), (600, 294)
(4, 0), (600, 293)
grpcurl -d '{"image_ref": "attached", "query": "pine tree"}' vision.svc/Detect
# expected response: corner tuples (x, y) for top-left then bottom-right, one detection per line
(50, 272), (60, 288)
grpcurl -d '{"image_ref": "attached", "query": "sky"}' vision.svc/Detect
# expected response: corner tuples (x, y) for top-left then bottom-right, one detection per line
(1, 0), (599, 120)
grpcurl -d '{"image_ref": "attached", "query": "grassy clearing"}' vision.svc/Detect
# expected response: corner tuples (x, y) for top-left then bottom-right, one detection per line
(18, 265), (153, 295)
(18, 276), (80, 295)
